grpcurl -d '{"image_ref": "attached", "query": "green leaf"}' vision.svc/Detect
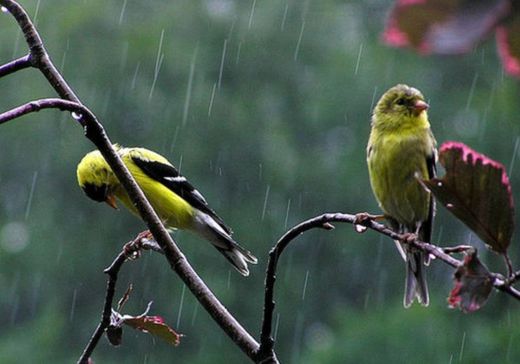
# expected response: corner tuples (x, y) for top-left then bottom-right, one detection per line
(423, 141), (514, 254)
(448, 249), (493, 313)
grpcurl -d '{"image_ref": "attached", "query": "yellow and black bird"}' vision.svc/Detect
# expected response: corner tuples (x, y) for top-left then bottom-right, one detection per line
(367, 84), (437, 307)
(77, 146), (257, 276)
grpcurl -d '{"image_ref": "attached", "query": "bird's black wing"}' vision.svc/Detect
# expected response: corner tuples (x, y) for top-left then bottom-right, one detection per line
(131, 156), (232, 235)
(420, 146), (437, 243)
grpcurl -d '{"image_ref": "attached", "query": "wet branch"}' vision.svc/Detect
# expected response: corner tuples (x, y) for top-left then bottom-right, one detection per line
(257, 212), (520, 362)
(0, 0), (259, 361)
(78, 249), (127, 364)
(0, 54), (32, 78)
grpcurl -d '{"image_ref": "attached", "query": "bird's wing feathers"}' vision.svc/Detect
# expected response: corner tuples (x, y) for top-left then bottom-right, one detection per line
(131, 155), (233, 235)
(420, 145), (437, 243)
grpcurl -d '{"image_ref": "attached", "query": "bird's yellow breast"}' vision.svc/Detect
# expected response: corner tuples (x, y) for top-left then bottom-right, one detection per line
(114, 154), (196, 230)
(367, 126), (432, 226)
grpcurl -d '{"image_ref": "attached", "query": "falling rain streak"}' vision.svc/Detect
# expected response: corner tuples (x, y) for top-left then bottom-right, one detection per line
(509, 136), (520, 177)
(281, 3), (289, 31)
(218, 39), (227, 90)
(118, 0), (127, 25)
(261, 185), (270, 220)
(176, 284), (186, 329)
(302, 270), (310, 300)
(24, 171), (38, 220)
(149, 29), (165, 101)
(182, 46), (198, 126)
(294, 20), (305, 61)
(248, 0), (256, 29)
(208, 82), (217, 117)
(465, 73), (479, 111)
(354, 43), (364, 75)
(284, 198), (291, 229)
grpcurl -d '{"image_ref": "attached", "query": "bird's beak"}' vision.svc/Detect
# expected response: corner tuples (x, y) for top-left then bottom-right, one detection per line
(413, 100), (429, 112)
(105, 193), (118, 209)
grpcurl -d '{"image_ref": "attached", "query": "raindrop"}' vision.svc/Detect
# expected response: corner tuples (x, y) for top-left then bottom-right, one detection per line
(273, 313), (281, 340)
(182, 46), (197, 126)
(248, 0), (256, 29)
(176, 284), (186, 329)
(437, 181), (442, 187)
(118, 0), (127, 25)
(217, 39), (227, 90)
(354, 224), (367, 233)
(302, 270), (309, 300)
(70, 288), (78, 322)
(227, 270), (231, 290)
(33, 0), (41, 25)
(459, 331), (466, 362)
(294, 20), (305, 61)
(24, 171), (38, 220)
(465, 73), (479, 111)
(0, 222), (29, 253)
(284, 199), (291, 229)
(446, 203), (453, 209)
(508, 136), (520, 177)
(149, 29), (165, 100)
(280, 3), (289, 31)
(208, 82), (217, 117)
(235, 41), (242, 65)
(354, 43), (364, 75)
(1, 6), (8, 13)
(130, 62), (141, 90)
(71, 112), (82, 120)
(261, 185), (270, 220)
(190, 302), (199, 326)
(369, 86), (379, 111)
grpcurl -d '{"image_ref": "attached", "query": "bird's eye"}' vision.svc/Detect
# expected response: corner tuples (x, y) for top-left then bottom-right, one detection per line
(395, 98), (405, 105)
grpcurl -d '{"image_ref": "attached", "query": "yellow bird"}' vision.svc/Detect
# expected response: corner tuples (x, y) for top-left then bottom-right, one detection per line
(367, 84), (437, 307)
(77, 146), (257, 276)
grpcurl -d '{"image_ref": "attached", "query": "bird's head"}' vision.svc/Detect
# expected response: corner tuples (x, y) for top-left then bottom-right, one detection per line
(77, 150), (118, 209)
(373, 84), (429, 126)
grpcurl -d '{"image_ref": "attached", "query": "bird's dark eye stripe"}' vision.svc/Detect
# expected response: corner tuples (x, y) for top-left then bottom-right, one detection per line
(82, 182), (109, 202)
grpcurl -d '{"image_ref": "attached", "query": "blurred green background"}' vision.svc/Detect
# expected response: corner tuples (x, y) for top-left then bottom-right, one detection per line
(1, 0), (519, 363)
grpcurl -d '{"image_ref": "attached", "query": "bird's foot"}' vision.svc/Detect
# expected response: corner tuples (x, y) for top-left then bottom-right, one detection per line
(400, 232), (418, 245)
(123, 230), (153, 259)
(353, 212), (385, 233)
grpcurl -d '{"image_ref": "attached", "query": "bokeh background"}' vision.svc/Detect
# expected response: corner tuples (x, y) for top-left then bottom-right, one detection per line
(1, 0), (520, 363)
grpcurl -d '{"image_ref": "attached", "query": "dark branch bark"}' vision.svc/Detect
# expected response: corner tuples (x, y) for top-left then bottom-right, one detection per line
(0, 54), (32, 77)
(257, 212), (520, 362)
(0, 0), (260, 361)
(78, 251), (126, 364)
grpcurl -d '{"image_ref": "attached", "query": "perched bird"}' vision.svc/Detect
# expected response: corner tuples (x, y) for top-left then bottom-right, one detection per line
(77, 146), (257, 276)
(367, 84), (437, 307)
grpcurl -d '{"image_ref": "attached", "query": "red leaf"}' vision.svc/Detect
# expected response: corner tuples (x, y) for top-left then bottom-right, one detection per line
(496, 10), (520, 78)
(423, 142), (514, 254)
(123, 315), (181, 346)
(448, 249), (493, 313)
(383, 0), (510, 54)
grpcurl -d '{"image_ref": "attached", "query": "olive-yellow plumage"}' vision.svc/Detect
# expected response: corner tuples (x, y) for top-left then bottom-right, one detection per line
(77, 146), (257, 276)
(367, 84), (437, 307)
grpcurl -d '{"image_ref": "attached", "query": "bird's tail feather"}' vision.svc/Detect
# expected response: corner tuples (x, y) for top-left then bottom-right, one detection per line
(404, 250), (429, 308)
(193, 211), (257, 276)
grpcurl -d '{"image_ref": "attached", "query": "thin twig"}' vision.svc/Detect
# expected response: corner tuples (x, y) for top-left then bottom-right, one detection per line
(257, 212), (519, 362)
(0, 54), (32, 77)
(0, 98), (92, 125)
(0, 1), (260, 360)
(78, 251), (126, 364)
(504, 253), (514, 279)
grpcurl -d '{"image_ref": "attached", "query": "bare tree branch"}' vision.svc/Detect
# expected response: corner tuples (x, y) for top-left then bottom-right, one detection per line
(78, 250), (126, 364)
(257, 212), (520, 362)
(0, 54), (32, 77)
(0, 0), (260, 361)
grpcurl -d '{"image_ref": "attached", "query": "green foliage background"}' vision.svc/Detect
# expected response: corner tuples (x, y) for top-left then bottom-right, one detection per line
(0, 0), (519, 363)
